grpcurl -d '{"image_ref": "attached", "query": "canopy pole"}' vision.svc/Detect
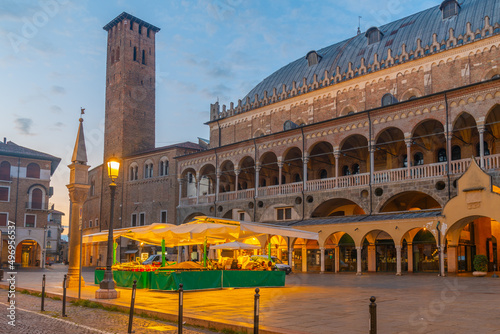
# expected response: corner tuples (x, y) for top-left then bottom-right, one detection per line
(268, 235), (272, 262)
(203, 237), (207, 268)
(161, 238), (166, 267)
(113, 240), (118, 265)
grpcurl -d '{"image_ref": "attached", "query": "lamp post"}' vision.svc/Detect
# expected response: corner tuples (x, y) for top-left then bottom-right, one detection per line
(96, 157), (121, 299)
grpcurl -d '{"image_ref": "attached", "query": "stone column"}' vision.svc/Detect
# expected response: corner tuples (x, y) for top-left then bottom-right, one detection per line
(396, 245), (402, 276)
(235, 169), (240, 194)
(255, 163), (261, 198)
(196, 178), (200, 205)
(178, 178), (183, 204)
(66, 183), (89, 288)
(303, 155), (309, 191)
(320, 247), (325, 273)
(439, 244), (446, 277)
(278, 161), (283, 194)
(446, 133), (452, 167)
(356, 246), (362, 275)
(302, 244), (307, 273)
(478, 125), (485, 168)
(368, 244), (376, 272)
(215, 168), (221, 201)
(407, 243), (414, 273)
(405, 139), (412, 179)
(447, 245), (458, 273)
(334, 150), (340, 187)
(334, 246), (340, 273)
(288, 244), (293, 267)
(369, 141), (375, 184)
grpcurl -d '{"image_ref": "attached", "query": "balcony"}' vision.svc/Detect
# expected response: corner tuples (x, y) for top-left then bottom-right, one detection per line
(179, 154), (500, 206)
(25, 202), (49, 211)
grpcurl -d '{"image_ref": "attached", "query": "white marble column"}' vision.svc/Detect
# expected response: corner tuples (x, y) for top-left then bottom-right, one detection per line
(255, 163), (261, 198)
(278, 161), (283, 194)
(215, 169), (221, 201)
(178, 178), (183, 203)
(479, 125), (485, 168)
(303, 155), (309, 192)
(356, 246), (362, 275)
(369, 141), (375, 184)
(396, 245), (402, 276)
(334, 150), (340, 187)
(405, 139), (412, 179)
(235, 169), (240, 194)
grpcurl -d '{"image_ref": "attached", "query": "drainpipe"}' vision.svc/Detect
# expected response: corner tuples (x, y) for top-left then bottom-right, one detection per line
(444, 93), (451, 201)
(300, 127), (306, 220)
(253, 138), (258, 220)
(436, 221), (445, 277)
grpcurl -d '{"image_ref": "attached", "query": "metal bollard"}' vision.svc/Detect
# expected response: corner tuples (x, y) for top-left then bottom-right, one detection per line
(254, 288), (260, 334)
(369, 296), (377, 334)
(178, 283), (184, 334)
(62, 274), (67, 317)
(41, 274), (46, 311)
(128, 280), (137, 334)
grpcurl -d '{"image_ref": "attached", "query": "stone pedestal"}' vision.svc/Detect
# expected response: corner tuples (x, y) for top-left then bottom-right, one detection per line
(95, 289), (121, 299)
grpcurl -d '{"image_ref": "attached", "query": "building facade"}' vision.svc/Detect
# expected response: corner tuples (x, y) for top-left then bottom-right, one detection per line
(46, 207), (65, 263)
(176, 0), (500, 274)
(0, 139), (61, 267)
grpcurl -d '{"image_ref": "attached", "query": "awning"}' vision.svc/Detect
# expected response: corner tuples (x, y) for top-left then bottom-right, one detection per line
(124, 250), (138, 254)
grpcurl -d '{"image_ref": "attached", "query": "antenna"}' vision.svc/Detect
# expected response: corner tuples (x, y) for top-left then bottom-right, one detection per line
(357, 16), (362, 35)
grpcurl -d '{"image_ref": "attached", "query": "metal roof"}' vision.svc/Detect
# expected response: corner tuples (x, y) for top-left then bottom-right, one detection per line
(268, 210), (443, 227)
(241, 0), (500, 105)
(103, 12), (161, 32)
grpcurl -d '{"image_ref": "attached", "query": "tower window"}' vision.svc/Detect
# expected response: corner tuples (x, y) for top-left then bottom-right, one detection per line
(451, 146), (461, 161)
(437, 148), (447, 162)
(414, 152), (424, 166)
(133, 47), (137, 61)
(147, 28), (150, 38)
(142, 50), (146, 65)
(138, 25), (142, 34)
(366, 27), (383, 45)
(26, 163), (40, 178)
(0, 161), (11, 181)
(440, 0), (459, 20)
(129, 21), (133, 30)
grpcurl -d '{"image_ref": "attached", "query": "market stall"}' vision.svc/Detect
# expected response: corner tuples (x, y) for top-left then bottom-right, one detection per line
(88, 216), (318, 290)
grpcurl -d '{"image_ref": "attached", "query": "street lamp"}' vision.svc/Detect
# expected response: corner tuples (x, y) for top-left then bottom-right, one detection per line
(99, 157), (120, 293)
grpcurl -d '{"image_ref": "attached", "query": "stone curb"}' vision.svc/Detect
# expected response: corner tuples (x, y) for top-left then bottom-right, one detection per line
(0, 284), (309, 334)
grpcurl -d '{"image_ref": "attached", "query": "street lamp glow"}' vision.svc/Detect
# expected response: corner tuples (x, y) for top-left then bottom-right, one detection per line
(107, 157), (120, 182)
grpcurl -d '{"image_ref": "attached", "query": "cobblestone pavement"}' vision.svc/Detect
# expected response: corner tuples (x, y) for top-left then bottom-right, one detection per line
(0, 289), (219, 334)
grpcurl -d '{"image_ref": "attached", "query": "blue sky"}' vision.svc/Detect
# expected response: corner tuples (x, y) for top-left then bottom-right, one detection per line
(0, 0), (436, 228)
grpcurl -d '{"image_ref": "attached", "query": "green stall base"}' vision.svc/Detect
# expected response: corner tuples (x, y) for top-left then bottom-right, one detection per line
(150, 270), (286, 291)
(94, 270), (152, 289)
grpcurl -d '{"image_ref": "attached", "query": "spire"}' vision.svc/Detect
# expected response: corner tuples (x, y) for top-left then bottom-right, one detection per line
(71, 112), (88, 164)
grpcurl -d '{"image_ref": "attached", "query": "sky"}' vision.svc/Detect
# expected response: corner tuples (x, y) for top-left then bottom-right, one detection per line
(0, 0), (437, 229)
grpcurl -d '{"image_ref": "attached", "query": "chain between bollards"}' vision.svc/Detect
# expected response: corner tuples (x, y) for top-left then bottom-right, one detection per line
(127, 280), (137, 334)
(178, 283), (184, 334)
(41, 274), (46, 311)
(254, 288), (260, 334)
(369, 296), (377, 334)
(62, 274), (67, 317)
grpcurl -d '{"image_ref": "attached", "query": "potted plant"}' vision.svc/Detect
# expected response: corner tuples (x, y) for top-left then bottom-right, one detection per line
(473, 255), (488, 277)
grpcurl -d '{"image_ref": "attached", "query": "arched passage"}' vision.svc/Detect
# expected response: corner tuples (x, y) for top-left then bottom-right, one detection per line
(339, 134), (369, 176)
(311, 198), (365, 217)
(374, 127), (406, 171)
(362, 230), (396, 273)
(411, 119), (446, 166)
(380, 191), (441, 212)
(15, 239), (42, 267)
(219, 160), (235, 193)
(259, 152), (278, 188)
(485, 104), (500, 156)
(283, 147), (303, 184)
(323, 232), (356, 272)
(308, 141), (335, 180)
(451, 112), (478, 164)
(239, 156), (256, 190)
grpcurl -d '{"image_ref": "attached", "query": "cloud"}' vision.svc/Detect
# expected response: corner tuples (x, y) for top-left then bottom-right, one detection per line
(14, 117), (34, 135)
(50, 105), (63, 114)
(51, 85), (66, 95)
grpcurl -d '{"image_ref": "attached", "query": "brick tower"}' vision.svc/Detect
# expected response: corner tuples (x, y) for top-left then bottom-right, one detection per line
(101, 13), (160, 230)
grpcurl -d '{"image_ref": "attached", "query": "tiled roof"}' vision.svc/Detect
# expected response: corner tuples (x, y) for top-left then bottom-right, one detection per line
(0, 141), (61, 175)
(242, 0), (499, 104)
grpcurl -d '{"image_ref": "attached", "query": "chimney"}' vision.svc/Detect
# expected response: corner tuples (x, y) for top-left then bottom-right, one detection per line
(3, 137), (6, 144)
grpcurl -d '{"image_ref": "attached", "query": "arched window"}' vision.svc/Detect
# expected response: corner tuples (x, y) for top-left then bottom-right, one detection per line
(159, 159), (169, 176)
(451, 146), (461, 161)
(46, 241), (51, 249)
(319, 169), (328, 179)
(188, 173), (194, 184)
(440, 0), (459, 20)
(283, 120), (298, 131)
(437, 148), (447, 162)
(272, 177), (279, 185)
(260, 179), (267, 187)
(144, 162), (153, 178)
(142, 49), (146, 65)
(476, 142), (490, 156)
(381, 93), (398, 107)
(129, 164), (139, 181)
(402, 154), (408, 168)
(414, 152), (424, 166)
(0, 161), (10, 181)
(31, 188), (43, 209)
(294, 173), (301, 183)
(342, 165), (351, 176)
(281, 175), (286, 184)
(133, 46), (137, 61)
(305, 50), (321, 66)
(352, 164), (360, 175)
(47, 230), (52, 238)
(26, 163), (40, 178)
(492, 74), (500, 79)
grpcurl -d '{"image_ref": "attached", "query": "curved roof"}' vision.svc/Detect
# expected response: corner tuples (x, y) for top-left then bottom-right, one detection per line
(241, 0), (500, 104)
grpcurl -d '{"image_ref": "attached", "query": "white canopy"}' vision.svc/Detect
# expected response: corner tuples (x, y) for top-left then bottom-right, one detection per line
(211, 241), (261, 250)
